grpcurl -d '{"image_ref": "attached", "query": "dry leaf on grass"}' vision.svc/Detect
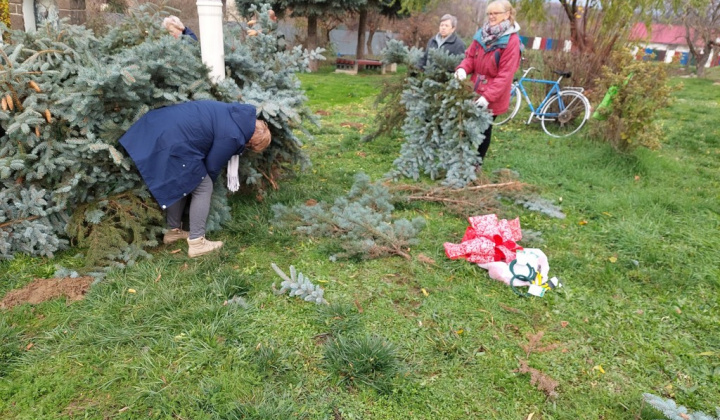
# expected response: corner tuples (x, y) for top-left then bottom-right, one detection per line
(499, 303), (522, 314)
(521, 331), (561, 357)
(516, 359), (559, 399)
(416, 253), (436, 265)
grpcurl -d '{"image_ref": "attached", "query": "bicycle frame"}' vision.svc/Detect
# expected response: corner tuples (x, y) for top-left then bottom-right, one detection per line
(493, 64), (590, 137)
(514, 67), (566, 124)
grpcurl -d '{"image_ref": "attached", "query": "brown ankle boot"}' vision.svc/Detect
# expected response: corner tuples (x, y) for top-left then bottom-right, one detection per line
(163, 228), (190, 244)
(187, 237), (223, 258)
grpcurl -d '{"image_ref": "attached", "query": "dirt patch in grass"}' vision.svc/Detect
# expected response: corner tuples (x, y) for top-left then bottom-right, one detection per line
(0, 277), (94, 310)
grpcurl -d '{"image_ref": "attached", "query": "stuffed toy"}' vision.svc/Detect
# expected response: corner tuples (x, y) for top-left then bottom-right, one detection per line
(478, 248), (549, 286)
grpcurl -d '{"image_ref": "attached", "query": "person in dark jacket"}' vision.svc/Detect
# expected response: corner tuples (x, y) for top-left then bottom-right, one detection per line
(119, 101), (271, 257)
(455, 0), (521, 169)
(419, 14), (466, 71)
(162, 16), (198, 41)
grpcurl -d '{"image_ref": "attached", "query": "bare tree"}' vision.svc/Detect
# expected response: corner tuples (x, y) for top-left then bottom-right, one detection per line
(517, 0), (682, 54)
(679, 0), (720, 76)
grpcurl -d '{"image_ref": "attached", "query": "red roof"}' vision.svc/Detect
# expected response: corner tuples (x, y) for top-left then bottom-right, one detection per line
(630, 23), (698, 47)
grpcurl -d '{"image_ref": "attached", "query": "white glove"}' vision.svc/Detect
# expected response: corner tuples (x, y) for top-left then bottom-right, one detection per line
(454, 68), (467, 81)
(475, 96), (489, 109)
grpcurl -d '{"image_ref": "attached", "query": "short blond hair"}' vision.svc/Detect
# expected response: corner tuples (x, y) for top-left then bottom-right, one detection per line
(162, 16), (185, 32)
(488, 0), (517, 25)
(247, 119), (272, 152)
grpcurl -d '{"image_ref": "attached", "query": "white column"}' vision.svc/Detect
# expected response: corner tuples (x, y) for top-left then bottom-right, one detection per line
(22, 0), (37, 32)
(196, 0), (225, 82)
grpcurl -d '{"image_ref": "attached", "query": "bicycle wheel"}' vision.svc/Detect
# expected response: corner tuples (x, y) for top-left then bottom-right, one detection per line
(539, 90), (590, 137)
(492, 85), (521, 126)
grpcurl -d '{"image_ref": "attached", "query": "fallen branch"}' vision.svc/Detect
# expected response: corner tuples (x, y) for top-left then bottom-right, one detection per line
(405, 196), (475, 205)
(465, 181), (521, 191)
(0, 215), (40, 229)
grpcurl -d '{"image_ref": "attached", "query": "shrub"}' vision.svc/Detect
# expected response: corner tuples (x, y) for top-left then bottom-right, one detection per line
(589, 49), (672, 151)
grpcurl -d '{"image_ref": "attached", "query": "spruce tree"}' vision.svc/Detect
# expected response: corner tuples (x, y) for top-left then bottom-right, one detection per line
(388, 47), (492, 189)
(0, 3), (321, 268)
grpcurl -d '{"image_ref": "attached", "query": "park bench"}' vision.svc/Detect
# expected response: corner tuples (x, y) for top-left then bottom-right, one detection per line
(335, 58), (396, 75)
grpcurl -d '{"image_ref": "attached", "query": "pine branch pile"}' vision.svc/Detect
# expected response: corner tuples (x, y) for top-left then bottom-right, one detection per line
(271, 173), (426, 261)
(387, 48), (493, 188)
(271, 263), (328, 305)
(0, 4), (320, 267)
(390, 168), (563, 224)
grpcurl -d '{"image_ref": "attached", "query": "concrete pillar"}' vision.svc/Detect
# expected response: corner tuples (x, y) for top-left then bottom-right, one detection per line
(196, 0), (225, 82)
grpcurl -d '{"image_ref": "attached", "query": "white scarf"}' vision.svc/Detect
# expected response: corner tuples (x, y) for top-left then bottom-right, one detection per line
(227, 154), (240, 192)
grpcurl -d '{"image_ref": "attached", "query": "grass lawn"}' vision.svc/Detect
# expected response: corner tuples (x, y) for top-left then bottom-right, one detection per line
(0, 65), (718, 419)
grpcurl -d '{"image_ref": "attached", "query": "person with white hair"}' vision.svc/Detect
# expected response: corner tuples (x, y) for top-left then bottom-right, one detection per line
(162, 15), (198, 41)
(419, 14), (466, 71)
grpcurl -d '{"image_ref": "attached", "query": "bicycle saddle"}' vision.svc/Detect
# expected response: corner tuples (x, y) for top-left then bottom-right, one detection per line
(553, 70), (572, 78)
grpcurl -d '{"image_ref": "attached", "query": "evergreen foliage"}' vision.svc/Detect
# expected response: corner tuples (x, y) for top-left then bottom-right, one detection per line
(271, 173), (426, 260)
(271, 263), (328, 305)
(643, 393), (720, 420)
(388, 47), (492, 188)
(380, 39), (409, 65)
(514, 197), (566, 219)
(364, 40), (421, 142)
(0, 4), (320, 268)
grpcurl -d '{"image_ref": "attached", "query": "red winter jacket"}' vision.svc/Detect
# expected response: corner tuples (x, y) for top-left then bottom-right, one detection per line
(457, 31), (521, 116)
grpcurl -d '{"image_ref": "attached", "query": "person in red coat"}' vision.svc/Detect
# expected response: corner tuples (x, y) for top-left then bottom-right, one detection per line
(454, 0), (521, 168)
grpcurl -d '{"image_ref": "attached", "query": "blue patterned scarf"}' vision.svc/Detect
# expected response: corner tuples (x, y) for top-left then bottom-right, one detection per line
(474, 20), (512, 52)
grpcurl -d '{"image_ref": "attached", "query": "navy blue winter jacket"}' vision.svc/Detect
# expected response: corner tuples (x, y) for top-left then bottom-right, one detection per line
(182, 27), (198, 41)
(119, 101), (257, 209)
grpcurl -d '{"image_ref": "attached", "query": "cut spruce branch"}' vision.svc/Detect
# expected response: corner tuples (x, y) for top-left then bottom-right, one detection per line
(271, 263), (328, 305)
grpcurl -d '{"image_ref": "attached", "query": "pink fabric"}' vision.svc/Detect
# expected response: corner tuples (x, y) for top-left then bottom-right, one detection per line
(456, 34), (521, 116)
(444, 214), (522, 264)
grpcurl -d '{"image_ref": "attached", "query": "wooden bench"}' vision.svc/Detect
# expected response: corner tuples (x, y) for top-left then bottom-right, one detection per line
(335, 58), (384, 75)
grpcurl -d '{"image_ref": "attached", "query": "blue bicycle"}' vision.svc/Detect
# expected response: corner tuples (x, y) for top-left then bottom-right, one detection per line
(493, 66), (591, 138)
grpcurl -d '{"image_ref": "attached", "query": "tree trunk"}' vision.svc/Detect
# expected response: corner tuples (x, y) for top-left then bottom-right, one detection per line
(356, 9), (367, 60)
(307, 15), (319, 72)
(366, 27), (376, 57)
(561, 0), (587, 53)
(695, 42), (713, 77)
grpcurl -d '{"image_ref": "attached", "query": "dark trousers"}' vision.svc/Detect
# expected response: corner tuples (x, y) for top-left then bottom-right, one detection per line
(478, 116), (496, 160)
